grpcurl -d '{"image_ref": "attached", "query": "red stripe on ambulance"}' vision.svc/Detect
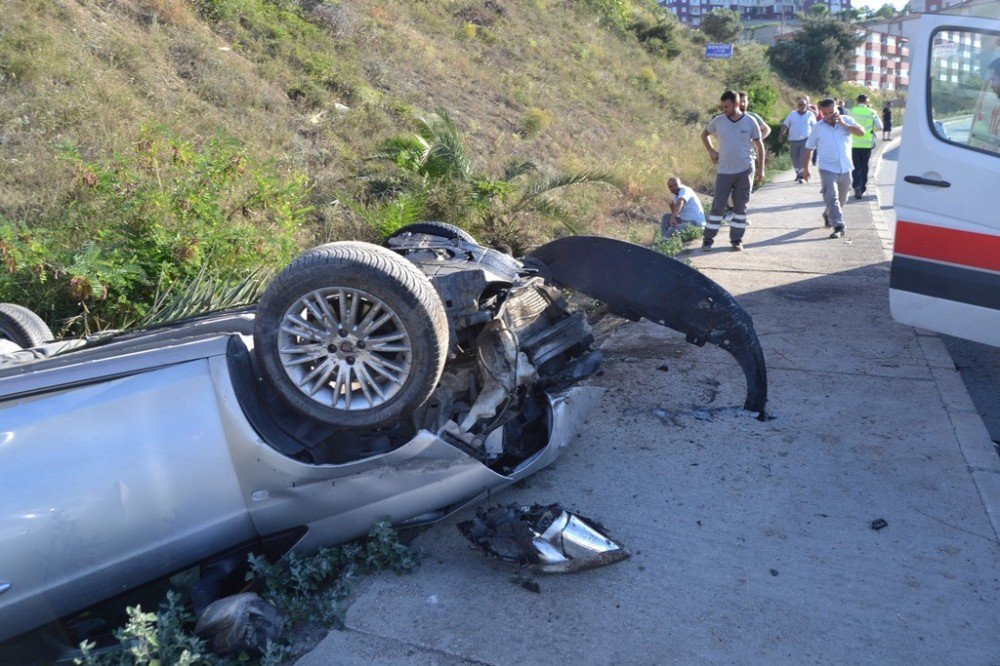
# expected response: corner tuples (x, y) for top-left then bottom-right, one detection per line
(894, 220), (1000, 273)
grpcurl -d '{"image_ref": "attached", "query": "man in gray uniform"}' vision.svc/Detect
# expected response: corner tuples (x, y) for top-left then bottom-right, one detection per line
(700, 90), (765, 251)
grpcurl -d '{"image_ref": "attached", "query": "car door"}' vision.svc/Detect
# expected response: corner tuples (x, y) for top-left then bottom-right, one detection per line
(890, 15), (1000, 347)
(0, 344), (256, 642)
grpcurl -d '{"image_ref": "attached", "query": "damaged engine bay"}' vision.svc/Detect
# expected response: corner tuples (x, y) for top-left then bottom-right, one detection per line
(247, 232), (602, 472)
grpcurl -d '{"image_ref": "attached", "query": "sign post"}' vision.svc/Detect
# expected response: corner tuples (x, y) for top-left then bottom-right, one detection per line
(706, 43), (734, 59)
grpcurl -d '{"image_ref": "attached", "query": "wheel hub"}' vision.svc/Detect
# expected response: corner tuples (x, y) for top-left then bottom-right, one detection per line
(277, 287), (413, 411)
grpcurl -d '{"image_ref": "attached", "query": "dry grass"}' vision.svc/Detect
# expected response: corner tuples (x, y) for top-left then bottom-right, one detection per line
(1, 0), (804, 246)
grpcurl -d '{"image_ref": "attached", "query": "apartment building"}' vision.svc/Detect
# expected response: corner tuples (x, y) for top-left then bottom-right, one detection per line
(865, 0), (998, 44)
(659, 0), (850, 27)
(849, 30), (911, 91)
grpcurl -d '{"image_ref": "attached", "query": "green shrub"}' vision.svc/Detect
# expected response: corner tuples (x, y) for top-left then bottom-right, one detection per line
(638, 66), (657, 90)
(247, 519), (417, 625)
(652, 224), (703, 257)
(0, 124), (310, 334)
(76, 520), (413, 665)
(630, 11), (682, 58)
(522, 107), (554, 138)
(581, 0), (631, 31)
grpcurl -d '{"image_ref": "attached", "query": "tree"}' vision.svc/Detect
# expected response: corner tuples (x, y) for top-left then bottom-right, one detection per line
(768, 15), (863, 90)
(700, 9), (742, 44)
(873, 3), (897, 19)
(810, 2), (829, 15)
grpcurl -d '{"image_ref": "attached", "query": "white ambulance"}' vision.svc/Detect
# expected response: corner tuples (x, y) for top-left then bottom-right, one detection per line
(890, 12), (1000, 347)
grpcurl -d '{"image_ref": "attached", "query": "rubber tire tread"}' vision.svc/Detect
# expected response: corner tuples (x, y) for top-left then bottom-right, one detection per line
(386, 221), (476, 244)
(0, 303), (53, 348)
(253, 241), (448, 429)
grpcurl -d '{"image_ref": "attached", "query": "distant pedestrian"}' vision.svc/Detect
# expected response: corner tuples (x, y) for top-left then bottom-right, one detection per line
(847, 93), (883, 200)
(700, 90), (765, 252)
(802, 99), (866, 239)
(779, 98), (817, 183)
(836, 99), (847, 115)
(738, 91), (772, 141)
(725, 91), (772, 216)
(661, 176), (706, 238)
(882, 103), (893, 140)
(804, 95), (821, 165)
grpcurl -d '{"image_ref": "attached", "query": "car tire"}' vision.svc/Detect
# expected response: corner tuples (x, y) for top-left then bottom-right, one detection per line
(0, 303), (53, 349)
(253, 242), (449, 429)
(386, 221), (476, 244)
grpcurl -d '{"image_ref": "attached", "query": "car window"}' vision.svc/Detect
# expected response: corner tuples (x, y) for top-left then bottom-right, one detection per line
(928, 27), (1000, 157)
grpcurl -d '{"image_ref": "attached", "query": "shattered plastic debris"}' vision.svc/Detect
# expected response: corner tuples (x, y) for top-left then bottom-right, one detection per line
(457, 504), (630, 574)
(194, 593), (283, 655)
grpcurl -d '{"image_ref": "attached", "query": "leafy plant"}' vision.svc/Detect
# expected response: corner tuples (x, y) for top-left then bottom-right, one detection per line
(75, 521), (415, 665)
(700, 9), (742, 44)
(768, 15), (862, 90)
(0, 124), (309, 334)
(357, 108), (619, 253)
(247, 519), (418, 625)
(76, 592), (213, 666)
(652, 224), (703, 257)
(629, 10), (682, 58)
(580, 0), (631, 32)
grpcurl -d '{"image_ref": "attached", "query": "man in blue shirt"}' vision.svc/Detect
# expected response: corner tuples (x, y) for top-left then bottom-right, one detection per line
(661, 177), (706, 238)
(802, 99), (866, 239)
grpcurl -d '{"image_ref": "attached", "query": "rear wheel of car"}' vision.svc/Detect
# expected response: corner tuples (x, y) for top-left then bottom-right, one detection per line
(0, 304), (53, 349)
(253, 242), (449, 429)
(386, 221), (476, 244)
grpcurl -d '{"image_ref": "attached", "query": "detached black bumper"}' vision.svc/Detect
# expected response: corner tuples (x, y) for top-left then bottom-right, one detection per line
(528, 236), (767, 414)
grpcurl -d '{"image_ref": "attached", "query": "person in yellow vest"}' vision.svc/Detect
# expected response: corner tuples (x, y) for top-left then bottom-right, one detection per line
(847, 94), (883, 200)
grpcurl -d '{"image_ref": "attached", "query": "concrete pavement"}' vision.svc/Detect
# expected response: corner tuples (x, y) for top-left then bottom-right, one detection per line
(298, 140), (1000, 664)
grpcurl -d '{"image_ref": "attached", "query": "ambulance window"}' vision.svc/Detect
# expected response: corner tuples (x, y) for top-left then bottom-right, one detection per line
(928, 28), (1000, 157)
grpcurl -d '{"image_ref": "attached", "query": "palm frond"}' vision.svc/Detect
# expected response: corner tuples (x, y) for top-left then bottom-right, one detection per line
(134, 265), (273, 329)
(520, 171), (622, 199)
(516, 196), (580, 235)
(338, 191), (426, 239)
(415, 108), (474, 181)
(501, 159), (538, 181)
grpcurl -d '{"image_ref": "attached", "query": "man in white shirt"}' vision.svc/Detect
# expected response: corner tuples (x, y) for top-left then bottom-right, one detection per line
(802, 99), (866, 239)
(779, 98), (817, 183)
(662, 177), (706, 238)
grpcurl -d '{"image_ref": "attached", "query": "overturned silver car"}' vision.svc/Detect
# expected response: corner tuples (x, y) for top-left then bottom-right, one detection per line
(0, 223), (767, 642)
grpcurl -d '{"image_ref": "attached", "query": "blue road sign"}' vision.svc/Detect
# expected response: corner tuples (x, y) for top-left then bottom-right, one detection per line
(706, 43), (734, 59)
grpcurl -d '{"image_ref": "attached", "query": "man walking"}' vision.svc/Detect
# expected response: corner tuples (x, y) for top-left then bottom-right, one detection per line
(847, 93), (883, 199)
(661, 176), (706, 238)
(738, 91), (771, 141)
(802, 99), (866, 239)
(779, 98), (817, 183)
(701, 90), (765, 251)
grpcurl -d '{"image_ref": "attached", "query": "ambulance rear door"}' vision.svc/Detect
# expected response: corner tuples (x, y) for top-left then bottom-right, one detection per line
(890, 14), (1000, 347)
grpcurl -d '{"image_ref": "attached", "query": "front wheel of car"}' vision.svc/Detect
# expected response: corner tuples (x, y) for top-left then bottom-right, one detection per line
(253, 242), (449, 429)
(0, 303), (53, 349)
(386, 221), (477, 244)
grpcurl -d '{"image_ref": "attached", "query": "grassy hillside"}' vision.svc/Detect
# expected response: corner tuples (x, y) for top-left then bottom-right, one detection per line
(1, 0), (799, 331)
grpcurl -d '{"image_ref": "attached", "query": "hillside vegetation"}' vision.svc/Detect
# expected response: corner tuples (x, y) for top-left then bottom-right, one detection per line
(1, 0), (800, 332)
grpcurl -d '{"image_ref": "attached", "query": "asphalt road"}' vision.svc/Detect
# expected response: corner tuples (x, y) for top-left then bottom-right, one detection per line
(876, 138), (1000, 446)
